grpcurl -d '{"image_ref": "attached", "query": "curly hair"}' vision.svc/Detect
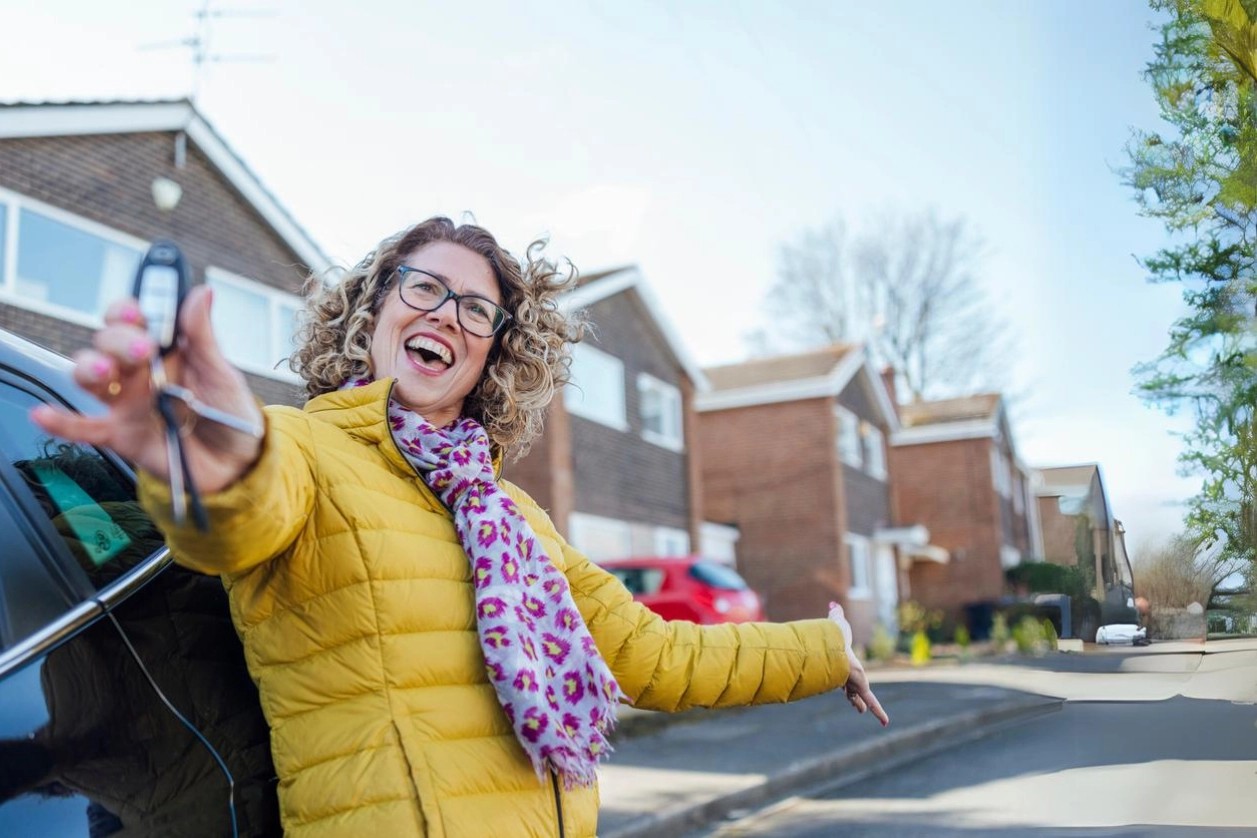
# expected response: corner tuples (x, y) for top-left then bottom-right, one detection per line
(291, 217), (585, 459)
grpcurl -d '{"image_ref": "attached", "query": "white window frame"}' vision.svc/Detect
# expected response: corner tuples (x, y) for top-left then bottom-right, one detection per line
(564, 344), (628, 431)
(652, 525), (691, 557)
(206, 267), (303, 383)
(990, 447), (1010, 497)
(0, 186), (149, 328)
(845, 532), (872, 599)
(836, 405), (862, 468)
(568, 512), (633, 562)
(637, 372), (684, 451)
(862, 422), (887, 480)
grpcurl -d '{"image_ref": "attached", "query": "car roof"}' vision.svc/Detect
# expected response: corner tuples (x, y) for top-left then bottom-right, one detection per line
(598, 556), (700, 568)
(0, 326), (100, 414)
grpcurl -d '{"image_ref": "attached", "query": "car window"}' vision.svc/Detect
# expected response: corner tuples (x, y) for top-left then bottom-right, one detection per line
(689, 561), (749, 591)
(0, 382), (163, 595)
(0, 481), (73, 652)
(608, 567), (667, 596)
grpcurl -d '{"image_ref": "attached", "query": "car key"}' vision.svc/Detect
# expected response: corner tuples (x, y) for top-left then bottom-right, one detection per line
(131, 241), (208, 530)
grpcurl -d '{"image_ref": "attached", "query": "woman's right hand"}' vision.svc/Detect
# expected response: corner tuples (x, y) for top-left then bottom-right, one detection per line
(31, 286), (264, 496)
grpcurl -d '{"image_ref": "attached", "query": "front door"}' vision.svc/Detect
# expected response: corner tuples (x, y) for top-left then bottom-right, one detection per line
(873, 544), (899, 633)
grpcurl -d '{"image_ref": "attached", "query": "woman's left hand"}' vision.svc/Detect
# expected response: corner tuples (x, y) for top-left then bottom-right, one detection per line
(829, 601), (889, 727)
(843, 658), (889, 727)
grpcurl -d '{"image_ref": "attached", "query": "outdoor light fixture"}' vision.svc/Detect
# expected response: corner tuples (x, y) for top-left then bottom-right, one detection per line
(151, 177), (184, 212)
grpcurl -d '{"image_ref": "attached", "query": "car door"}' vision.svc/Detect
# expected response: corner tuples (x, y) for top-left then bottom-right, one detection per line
(0, 369), (279, 837)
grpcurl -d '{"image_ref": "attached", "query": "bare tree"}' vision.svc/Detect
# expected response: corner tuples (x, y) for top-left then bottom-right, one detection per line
(747, 221), (852, 353)
(751, 209), (1010, 401)
(1134, 533), (1247, 611)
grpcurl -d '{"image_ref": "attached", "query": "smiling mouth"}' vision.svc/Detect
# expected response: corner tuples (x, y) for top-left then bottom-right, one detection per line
(405, 336), (453, 370)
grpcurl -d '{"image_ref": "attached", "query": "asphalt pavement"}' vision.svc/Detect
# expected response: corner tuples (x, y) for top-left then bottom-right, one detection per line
(600, 679), (1059, 838)
(597, 639), (1257, 838)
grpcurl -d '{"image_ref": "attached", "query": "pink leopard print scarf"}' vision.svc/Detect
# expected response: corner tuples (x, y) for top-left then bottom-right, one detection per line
(351, 379), (621, 787)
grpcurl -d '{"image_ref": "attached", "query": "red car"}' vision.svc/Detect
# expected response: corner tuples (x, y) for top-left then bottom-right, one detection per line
(599, 556), (766, 624)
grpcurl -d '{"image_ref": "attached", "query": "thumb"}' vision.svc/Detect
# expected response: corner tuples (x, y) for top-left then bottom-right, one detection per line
(178, 285), (228, 365)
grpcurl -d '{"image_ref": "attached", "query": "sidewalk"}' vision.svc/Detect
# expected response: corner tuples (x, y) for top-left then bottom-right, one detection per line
(598, 678), (1058, 838)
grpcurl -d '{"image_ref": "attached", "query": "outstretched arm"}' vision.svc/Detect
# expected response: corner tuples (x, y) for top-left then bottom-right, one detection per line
(561, 542), (849, 711)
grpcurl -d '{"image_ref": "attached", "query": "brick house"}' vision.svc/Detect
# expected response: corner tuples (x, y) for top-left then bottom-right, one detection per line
(506, 266), (714, 561)
(0, 99), (330, 406)
(888, 394), (1041, 626)
(1034, 464), (1136, 628)
(694, 344), (921, 645)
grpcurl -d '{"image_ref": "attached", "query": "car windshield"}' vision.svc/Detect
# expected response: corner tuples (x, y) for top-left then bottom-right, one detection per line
(688, 561), (748, 591)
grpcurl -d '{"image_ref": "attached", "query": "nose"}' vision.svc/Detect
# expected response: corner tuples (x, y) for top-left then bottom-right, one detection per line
(424, 295), (459, 330)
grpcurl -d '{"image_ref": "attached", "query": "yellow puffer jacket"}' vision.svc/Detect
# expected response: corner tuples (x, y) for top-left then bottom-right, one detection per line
(139, 379), (850, 838)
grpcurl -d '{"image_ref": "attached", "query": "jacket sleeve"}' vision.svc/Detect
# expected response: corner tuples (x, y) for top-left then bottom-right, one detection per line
(560, 543), (850, 711)
(136, 405), (317, 577)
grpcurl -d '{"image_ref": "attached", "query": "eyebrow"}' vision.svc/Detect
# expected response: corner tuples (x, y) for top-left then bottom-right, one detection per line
(399, 266), (501, 304)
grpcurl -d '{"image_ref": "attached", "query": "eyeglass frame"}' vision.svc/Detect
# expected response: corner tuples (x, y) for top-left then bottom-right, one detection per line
(391, 265), (513, 338)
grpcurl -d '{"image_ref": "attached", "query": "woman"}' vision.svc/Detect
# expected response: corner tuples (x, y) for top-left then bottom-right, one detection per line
(34, 217), (886, 838)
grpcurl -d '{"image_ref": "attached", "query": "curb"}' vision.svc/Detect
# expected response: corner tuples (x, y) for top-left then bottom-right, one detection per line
(602, 694), (1061, 838)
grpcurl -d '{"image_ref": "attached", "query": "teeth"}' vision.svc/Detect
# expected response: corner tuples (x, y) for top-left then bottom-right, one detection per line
(405, 336), (452, 365)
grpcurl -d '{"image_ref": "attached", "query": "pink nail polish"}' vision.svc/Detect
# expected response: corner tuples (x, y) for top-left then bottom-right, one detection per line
(91, 359), (111, 379)
(129, 338), (152, 360)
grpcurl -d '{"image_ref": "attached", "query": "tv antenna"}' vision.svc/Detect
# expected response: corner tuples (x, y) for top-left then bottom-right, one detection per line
(137, 1), (277, 103)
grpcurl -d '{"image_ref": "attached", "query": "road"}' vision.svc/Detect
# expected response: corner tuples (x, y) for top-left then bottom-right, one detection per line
(700, 642), (1257, 837)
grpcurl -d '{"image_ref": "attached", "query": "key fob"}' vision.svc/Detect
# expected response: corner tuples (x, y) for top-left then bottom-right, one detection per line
(132, 240), (189, 356)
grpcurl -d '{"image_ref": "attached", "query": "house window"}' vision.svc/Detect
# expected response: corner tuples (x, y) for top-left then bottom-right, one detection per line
(207, 268), (302, 381)
(845, 533), (871, 598)
(568, 512), (633, 561)
(653, 526), (691, 557)
(836, 406), (862, 467)
(862, 423), (886, 479)
(5, 199), (144, 323)
(0, 203), (7, 279)
(638, 373), (684, 450)
(565, 344), (627, 430)
(990, 447), (1010, 497)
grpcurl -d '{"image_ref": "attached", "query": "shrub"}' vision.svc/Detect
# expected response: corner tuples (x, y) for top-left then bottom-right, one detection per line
(1012, 615), (1050, 655)
(991, 613), (1010, 647)
(867, 624), (897, 662)
(1042, 618), (1059, 651)
(954, 624), (971, 649)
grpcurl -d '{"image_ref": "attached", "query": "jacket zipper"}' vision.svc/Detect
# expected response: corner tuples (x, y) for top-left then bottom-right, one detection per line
(551, 771), (565, 838)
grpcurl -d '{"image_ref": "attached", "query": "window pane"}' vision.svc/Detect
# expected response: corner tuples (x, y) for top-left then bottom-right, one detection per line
(209, 279), (271, 369)
(689, 561), (748, 591)
(0, 203), (7, 277)
(278, 300), (303, 357)
(16, 209), (141, 317)
(837, 408), (862, 466)
(0, 385), (164, 592)
(565, 345), (625, 428)
(639, 376), (683, 447)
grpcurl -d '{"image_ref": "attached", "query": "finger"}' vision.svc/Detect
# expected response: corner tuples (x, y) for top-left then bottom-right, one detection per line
(94, 323), (156, 373)
(31, 404), (119, 448)
(104, 297), (146, 329)
(849, 692), (867, 714)
(177, 285), (229, 368)
(71, 350), (119, 399)
(862, 689), (890, 727)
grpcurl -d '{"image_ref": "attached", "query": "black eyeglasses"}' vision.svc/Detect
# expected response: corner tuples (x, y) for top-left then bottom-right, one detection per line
(393, 266), (512, 338)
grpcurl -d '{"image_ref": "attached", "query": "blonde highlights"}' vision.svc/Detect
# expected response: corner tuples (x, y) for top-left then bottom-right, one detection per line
(291, 217), (584, 458)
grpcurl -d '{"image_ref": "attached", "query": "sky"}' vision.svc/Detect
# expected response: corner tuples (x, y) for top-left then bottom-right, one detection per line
(0, 1), (1202, 556)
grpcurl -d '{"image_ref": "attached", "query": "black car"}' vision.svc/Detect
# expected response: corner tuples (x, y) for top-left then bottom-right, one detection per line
(0, 327), (279, 836)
